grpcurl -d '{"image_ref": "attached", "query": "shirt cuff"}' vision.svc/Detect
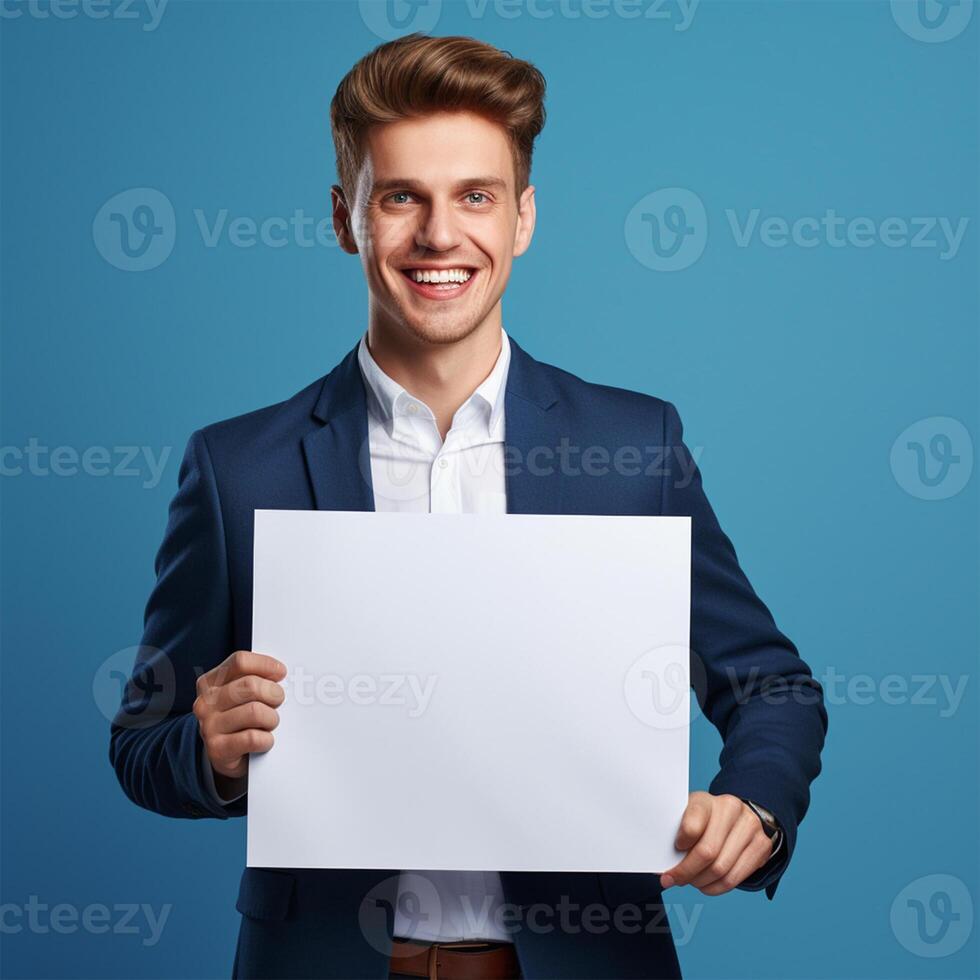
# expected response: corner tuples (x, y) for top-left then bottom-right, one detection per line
(199, 750), (247, 805)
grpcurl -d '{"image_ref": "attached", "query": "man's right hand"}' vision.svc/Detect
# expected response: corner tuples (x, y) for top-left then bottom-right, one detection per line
(193, 650), (287, 798)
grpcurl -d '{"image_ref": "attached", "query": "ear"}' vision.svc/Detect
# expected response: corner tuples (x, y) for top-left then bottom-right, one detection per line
(331, 185), (359, 255)
(513, 184), (537, 258)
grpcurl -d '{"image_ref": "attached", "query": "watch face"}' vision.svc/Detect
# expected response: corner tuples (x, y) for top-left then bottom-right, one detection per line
(746, 800), (777, 831)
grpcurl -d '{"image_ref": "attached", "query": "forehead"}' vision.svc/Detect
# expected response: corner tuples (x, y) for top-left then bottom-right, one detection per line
(361, 111), (514, 188)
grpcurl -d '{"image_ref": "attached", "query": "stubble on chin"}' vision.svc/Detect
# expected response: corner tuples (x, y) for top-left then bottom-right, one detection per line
(393, 303), (487, 347)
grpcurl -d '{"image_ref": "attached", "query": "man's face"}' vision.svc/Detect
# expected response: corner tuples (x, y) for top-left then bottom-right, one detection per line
(333, 111), (536, 345)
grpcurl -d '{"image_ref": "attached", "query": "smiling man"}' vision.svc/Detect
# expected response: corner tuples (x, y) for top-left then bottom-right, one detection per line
(110, 33), (827, 980)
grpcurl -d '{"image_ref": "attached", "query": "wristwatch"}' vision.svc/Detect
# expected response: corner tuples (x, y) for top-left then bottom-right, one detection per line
(742, 799), (784, 855)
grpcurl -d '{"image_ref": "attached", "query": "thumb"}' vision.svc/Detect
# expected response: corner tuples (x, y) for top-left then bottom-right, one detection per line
(675, 796), (711, 851)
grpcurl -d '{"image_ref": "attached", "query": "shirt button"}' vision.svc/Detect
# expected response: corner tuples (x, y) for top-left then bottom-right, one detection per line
(407, 404), (419, 415)
(438, 458), (448, 469)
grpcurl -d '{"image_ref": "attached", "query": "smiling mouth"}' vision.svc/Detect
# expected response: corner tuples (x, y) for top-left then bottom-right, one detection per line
(400, 267), (478, 299)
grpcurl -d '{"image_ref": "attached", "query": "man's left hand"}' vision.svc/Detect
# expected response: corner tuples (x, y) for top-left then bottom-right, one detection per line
(659, 791), (775, 896)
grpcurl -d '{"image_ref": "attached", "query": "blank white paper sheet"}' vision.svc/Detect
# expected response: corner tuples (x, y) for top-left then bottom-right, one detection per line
(247, 510), (691, 873)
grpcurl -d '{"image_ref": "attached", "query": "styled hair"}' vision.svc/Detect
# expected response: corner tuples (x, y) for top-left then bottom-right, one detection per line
(330, 33), (546, 203)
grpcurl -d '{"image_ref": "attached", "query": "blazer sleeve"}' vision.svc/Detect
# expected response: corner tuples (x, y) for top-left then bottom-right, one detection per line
(660, 401), (828, 899)
(108, 429), (247, 820)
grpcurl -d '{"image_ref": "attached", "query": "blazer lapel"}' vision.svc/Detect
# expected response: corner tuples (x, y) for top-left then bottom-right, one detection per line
(301, 344), (376, 512)
(504, 337), (564, 516)
(302, 335), (563, 516)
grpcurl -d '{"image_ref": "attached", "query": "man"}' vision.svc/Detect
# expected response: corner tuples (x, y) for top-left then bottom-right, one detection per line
(110, 33), (827, 980)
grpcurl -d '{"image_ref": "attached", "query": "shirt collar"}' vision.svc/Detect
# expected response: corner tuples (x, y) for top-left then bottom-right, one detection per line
(357, 328), (510, 443)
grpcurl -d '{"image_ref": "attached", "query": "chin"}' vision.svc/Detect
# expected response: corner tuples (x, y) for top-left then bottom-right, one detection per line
(399, 310), (486, 346)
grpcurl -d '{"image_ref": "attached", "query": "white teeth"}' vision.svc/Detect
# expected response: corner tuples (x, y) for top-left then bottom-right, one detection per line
(408, 268), (473, 284)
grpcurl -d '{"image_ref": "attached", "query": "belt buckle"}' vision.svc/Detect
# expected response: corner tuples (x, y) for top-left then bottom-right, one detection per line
(425, 940), (496, 980)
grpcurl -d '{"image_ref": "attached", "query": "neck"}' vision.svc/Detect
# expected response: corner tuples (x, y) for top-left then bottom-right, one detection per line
(366, 310), (504, 440)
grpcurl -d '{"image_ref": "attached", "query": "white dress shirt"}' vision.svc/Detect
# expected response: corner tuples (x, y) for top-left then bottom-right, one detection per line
(357, 330), (510, 517)
(357, 328), (513, 943)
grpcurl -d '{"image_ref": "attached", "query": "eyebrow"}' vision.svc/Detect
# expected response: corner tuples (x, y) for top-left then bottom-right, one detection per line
(371, 177), (509, 195)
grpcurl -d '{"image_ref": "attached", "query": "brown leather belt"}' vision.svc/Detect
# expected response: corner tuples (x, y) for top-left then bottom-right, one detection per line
(389, 938), (521, 980)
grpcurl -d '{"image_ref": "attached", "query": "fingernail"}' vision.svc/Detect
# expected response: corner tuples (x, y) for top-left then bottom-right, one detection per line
(660, 874), (675, 889)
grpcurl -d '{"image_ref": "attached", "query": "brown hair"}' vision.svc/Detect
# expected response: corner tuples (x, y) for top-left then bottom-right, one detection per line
(330, 33), (546, 204)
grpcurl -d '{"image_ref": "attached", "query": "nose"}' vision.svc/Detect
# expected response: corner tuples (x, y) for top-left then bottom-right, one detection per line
(414, 197), (461, 253)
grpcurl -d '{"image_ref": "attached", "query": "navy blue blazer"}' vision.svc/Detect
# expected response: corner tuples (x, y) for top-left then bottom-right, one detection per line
(110, 336), (827, 979)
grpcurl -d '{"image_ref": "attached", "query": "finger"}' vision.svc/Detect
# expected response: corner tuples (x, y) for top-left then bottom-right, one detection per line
(207, 701), (280, 737)
(208, 729), (276, 771)
(212, 754), (247, 780)
(198, 652), (286, 699)
(663, 795), (742, 887)
(699, 834), (775, 896)
(674, 795), (712, 851)
(688, 809), (761, 889)
(206, 675), (286, 713)
(661, 795), (712, 887)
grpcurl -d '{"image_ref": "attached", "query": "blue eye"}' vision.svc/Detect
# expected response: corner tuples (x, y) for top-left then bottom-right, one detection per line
(388, 192), (412, 205)
(466, 192), (487, 205)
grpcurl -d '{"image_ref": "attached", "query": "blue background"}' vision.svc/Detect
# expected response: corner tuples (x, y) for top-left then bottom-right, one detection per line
(1, 0), (977, 976)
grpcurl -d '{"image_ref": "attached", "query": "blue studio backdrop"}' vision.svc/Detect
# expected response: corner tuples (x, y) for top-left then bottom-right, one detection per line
(1, 1), (977, 977)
